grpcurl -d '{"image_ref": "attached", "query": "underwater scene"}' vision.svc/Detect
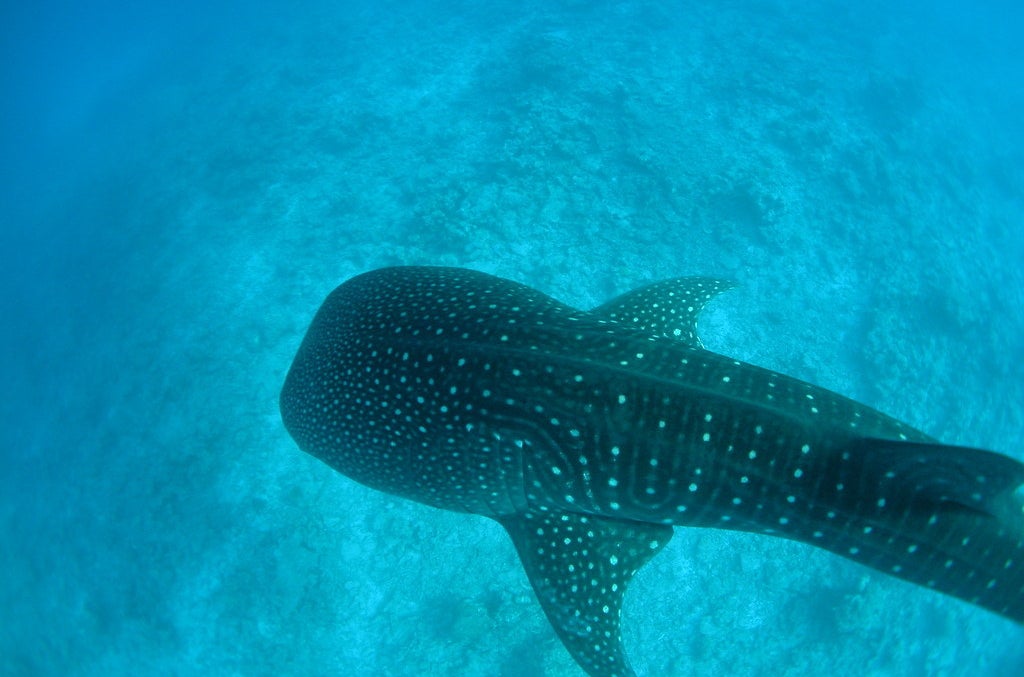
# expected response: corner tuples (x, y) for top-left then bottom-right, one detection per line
(2, 1), (1023, 675)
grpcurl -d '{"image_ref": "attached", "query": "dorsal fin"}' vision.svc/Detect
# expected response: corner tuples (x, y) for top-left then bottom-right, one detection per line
(590, 277), (734, 348)
(498, 511), (672, 677)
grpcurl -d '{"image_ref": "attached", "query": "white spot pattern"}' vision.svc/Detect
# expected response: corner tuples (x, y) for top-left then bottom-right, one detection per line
(280, 266), (1024, 676)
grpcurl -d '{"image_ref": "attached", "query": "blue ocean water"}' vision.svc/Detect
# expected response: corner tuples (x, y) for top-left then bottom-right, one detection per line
(2, 1), (1023, 675)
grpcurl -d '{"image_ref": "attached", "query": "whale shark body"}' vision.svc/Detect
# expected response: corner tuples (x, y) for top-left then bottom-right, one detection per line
(280, 266), (1024, 677)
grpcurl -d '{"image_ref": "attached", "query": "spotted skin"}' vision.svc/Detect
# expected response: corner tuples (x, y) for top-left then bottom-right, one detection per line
(280, 266), (1024, 677)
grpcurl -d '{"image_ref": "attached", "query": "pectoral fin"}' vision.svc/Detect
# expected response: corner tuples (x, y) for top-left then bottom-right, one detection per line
(498, 511), (672, 677)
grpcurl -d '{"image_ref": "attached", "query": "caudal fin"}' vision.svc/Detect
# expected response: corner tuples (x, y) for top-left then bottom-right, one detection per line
(810, 439), (1024, 622)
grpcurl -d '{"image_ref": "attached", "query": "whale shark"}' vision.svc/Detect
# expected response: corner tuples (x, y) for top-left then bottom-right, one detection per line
(280, 266), (1024, 677)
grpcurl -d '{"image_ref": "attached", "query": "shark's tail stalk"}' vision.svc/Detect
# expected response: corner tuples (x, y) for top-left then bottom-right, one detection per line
(802, 438), (1024, 622)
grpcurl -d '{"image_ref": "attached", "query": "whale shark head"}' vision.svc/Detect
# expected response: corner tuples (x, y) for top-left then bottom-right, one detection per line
(280, 266), (587, 513)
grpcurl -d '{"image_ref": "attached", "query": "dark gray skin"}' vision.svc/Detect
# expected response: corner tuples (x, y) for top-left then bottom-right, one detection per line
(280, 266), (1024, 677)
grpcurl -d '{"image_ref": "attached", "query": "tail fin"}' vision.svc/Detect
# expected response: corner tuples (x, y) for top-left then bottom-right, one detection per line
(855, 438), (1024, 524)
(811, 439), (1024, 622)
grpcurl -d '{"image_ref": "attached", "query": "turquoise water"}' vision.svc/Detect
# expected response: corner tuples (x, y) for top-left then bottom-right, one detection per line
(2, 1), (1023, 675)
